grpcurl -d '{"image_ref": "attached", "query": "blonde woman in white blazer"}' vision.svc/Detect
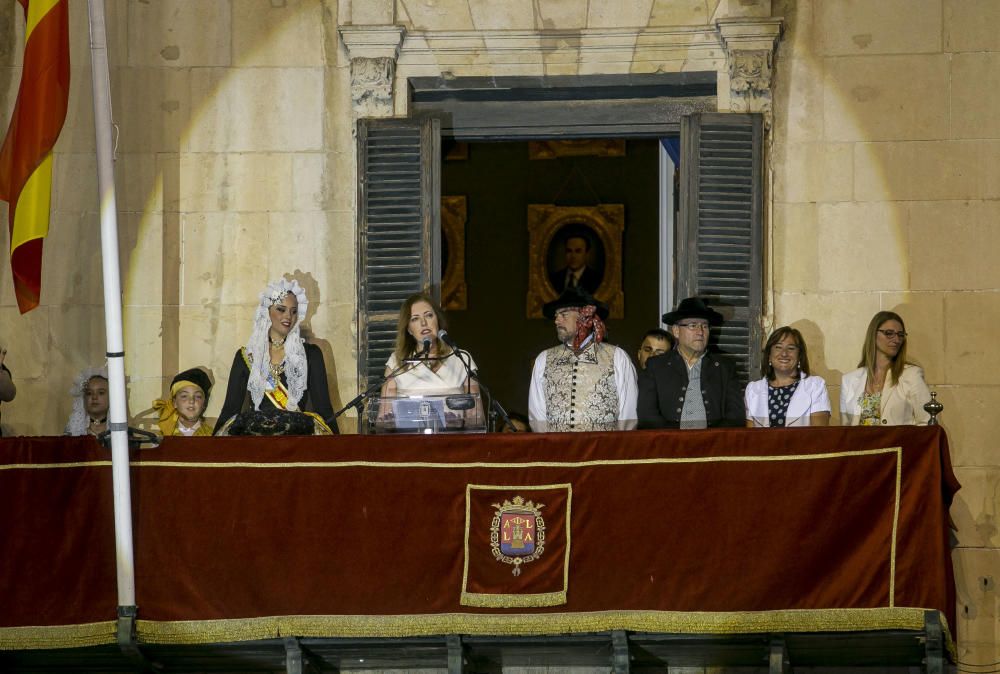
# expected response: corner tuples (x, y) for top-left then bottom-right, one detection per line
(745, 327), (831, 427)
(840, 311), (931, 426)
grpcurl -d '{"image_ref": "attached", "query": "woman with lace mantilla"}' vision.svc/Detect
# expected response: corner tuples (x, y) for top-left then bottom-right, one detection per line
(215, 279), (338, 435)
(65, 366), (111, 437)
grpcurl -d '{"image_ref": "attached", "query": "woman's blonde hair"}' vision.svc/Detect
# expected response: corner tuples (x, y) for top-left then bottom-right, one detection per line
(858, 311), (909, 386)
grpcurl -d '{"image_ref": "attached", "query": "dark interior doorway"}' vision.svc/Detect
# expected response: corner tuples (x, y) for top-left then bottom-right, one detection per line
(441, 138), (662, 417)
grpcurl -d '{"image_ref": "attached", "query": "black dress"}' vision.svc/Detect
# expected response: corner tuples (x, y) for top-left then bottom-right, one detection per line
(215, 343), (338, 434)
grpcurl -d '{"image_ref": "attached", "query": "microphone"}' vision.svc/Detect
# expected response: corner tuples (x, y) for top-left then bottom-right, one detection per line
(420, 337), (432, 356)
(437, 330), (459, 351)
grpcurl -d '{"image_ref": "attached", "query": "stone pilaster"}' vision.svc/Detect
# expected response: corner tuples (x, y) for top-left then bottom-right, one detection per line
(716, 17), (783, 116)
(338, 25), (405, 118)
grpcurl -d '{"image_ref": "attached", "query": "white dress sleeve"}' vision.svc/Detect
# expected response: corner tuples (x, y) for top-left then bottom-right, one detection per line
(613, 347), (638, 422)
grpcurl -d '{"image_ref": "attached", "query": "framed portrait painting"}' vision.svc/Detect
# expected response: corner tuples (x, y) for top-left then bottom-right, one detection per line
(441, 195), (468, 310)
(526, 204), (625, 319)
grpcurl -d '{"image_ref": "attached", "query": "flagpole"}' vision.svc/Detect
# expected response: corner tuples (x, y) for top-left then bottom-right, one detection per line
(87, 0), (135, 613)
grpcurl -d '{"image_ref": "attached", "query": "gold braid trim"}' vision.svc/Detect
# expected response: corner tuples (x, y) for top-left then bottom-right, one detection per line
(460, 590), (567, 608)
(0, 621), (116, 650)
(135, 607), (954, 656)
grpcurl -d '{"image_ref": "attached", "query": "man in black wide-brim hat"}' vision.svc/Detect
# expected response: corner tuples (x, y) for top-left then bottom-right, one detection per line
(637, 297), (744, 429)
(528, 286), (637, 432)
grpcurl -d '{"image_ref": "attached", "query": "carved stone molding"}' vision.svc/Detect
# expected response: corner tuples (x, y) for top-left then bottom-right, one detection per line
(350, 56), (395, 117)
(716, 17), (782, 115)
(339, 25), (405, 117)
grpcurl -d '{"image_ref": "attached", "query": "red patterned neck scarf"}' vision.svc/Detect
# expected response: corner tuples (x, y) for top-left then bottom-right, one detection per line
(571, 305), (606, 351)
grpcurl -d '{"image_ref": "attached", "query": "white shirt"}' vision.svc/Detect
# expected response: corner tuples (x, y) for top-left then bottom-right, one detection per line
(385, 350), (477, 396)
(528, 341), (637, 429)
(744, 374), (831, 426)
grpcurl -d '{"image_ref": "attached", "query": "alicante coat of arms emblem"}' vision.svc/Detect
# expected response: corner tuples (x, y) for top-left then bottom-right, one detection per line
(490, 495), (546, 576)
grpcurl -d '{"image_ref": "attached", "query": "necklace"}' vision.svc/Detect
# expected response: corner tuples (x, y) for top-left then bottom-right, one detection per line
(269, 336), (285, 348)
(269, 360), (285, 378)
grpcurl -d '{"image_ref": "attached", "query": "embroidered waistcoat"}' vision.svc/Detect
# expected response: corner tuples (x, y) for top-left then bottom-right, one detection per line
(542, 342), (618, 429)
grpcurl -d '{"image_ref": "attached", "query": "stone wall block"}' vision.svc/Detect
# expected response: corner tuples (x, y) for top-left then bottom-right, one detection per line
(854, 141), (981, 202)
(951, 467), (1000, 549)
(116, 153), (164, 216)
(52, 153), (98, 215)
(816, 0), (942, 56)
(186, 68), (325, 152)
(181, 212), (270, 307)
(650, 0), (712, 26)
(233, 0), (326, 67)
(113, 67), (192, 155)
(265, 212), (325, 287)
(951, 53), (1000, 140)
(291, 153), (329, 212)
(42, 212), (104, 307)
(772, 141), (853, 203)
(120, 211), (164, 307)
(177, 303), (254, 421)
(908, 201), (1000, 291)
(772, 57), (824, 142)
(468, 0), (535, 29)
(819, 202), (909, 291)
(127, 0), (231, 68)
(952, 547), (1000, 650)
(535, 0), (588, 30)
(772, 202), (819, 292)
(587, 0), (656, 29)
(0, 306), (48, 380)
(942, 292), (1000, 386)
(398, 0), (475, 31)
(178, 153), (294, 214)
(944, 0), (1000, 53)
(58, 68), (97, 153)
(936, 386), (1000, 467)
(823, 55), (950, 142)
(123, 305), (165, 381)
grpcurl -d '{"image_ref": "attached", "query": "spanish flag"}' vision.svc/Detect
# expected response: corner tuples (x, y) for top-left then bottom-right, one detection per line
(0, 0), (70, 313)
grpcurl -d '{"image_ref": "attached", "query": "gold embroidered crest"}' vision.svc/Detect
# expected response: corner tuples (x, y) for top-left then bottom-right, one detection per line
(490, 496), (546, 576)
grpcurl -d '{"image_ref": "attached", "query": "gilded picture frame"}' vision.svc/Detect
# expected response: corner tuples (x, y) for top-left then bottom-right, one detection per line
(441, 196), (468, 310)
(526, 204), (625, 319)
(528, 139), (626, 160)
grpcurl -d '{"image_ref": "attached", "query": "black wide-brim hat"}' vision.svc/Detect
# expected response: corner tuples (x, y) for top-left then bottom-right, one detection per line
(171, 367), (212, 397)
(662, 297), (723, 326)
(542, 286), (610, 320)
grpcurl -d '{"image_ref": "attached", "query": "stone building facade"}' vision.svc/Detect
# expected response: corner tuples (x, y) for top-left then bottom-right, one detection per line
(0, 0), (996, 662)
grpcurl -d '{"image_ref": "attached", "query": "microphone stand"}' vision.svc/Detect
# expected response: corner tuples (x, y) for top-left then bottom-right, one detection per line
(334, 352), (435, 433)
(469, 372), (516, 433)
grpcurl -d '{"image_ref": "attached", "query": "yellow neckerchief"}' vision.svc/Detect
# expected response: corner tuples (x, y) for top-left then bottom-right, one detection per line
(241, 347), (292, 410)
(153, 378), (207, 436)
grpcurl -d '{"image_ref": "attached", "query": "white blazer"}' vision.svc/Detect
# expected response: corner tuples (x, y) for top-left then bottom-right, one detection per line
(744, 374), (831, 426)
(840, 364), (931, 426)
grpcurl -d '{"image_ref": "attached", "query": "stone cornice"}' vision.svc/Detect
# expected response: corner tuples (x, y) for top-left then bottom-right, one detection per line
(715, 17), (783, 53)
(339, 25), (407, 61)
(399, 26), (724, 55)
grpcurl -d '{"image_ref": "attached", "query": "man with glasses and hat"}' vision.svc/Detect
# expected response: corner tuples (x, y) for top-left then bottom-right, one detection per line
(637, 297), (744, 429)
(528, 287), (637, 432)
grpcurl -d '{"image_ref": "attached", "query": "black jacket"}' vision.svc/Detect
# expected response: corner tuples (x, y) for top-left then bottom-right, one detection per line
(215, 343), (338, 433)
(637, 350), (745, 429)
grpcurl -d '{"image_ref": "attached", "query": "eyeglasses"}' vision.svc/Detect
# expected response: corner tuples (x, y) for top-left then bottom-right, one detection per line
(877, 329), (907, 339)
(676, 322), (710, 332)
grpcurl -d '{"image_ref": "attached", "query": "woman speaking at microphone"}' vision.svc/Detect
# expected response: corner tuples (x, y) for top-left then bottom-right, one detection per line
(381, 292), (479, 397)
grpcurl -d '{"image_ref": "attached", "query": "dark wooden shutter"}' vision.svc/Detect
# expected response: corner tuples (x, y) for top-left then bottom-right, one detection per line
(357, 118), (440, 389)
(678, 113), (763, 384)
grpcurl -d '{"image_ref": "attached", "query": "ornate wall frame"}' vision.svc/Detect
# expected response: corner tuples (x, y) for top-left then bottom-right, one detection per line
(526, 204), (625, 319)
(441, 195), (468, 310)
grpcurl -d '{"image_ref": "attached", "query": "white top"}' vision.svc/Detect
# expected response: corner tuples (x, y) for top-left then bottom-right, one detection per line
(385, 350), (478, 396)
(528, 343), (638, 425)
(744, 374), (831, 427)
(840, 364), (931, 426)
